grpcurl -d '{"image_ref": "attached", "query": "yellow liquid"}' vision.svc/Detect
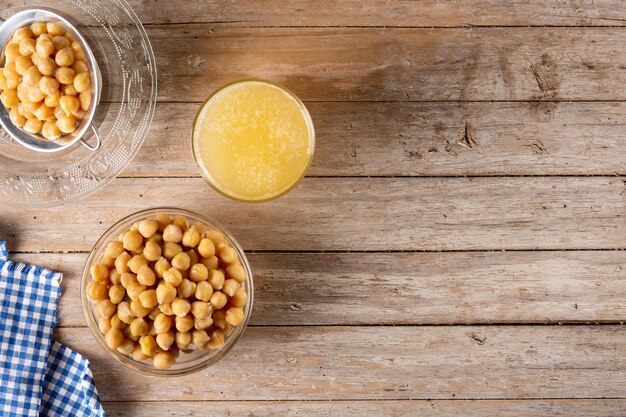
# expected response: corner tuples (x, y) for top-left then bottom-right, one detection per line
(192, 81), (314, 202)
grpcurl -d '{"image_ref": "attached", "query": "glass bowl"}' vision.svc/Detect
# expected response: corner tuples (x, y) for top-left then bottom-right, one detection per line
(0, 0), (157, 206)
(80, 208), (254, 376)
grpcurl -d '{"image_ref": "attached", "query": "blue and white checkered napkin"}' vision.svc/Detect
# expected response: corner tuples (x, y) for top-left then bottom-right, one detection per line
(0, 241), (106, 417)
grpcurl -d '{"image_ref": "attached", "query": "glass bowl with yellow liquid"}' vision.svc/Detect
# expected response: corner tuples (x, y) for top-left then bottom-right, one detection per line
(191, 80), (315, 202)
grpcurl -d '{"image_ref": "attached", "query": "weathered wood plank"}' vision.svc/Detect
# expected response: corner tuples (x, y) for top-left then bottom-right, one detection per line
(103, 399), (626, 417)
(11, 251), (626, 327)
(120, 102), (626, 177)
(1, 177), (623, 252)
(58, 325), (626, 400)
(147, 27), (626, 102)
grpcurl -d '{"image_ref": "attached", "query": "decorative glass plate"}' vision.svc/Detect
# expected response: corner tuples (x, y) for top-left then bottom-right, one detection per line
(0, 0), (156, 206)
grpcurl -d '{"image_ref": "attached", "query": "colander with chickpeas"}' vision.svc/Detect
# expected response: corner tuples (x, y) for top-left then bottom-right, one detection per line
(0, 9), (101, 152)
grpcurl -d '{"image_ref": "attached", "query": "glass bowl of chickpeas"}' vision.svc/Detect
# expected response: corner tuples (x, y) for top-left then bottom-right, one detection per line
(0, 9), (101, 152)
(81, 208), (254, 376)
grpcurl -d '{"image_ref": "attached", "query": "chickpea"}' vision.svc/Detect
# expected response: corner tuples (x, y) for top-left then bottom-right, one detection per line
(117, 338), (134, 355)
(205, 229), (225, 246)
(172, 297), (191, 317)
(192, 329), (210, 348)
(211, 309), (226, 329)
(208, 270), (225, 290)
(108, 284), (125, 304)
(33, 104), (55, 121)
(163, 224), (184, 244)
(175, 331), (191, 349)
(90, 263), (109, 282)
(4, 43), (20, 62)
(30, 22), (47, 36)
(56, 112), (76, 134)
(163, 242), (182, 260)
(189, 263), (208, 282)
(182, 227), (201, 248)
(122, 230), (143, 251)
(207, 330), (225, 350)
(136, 264), (156, 286)
(153, 351), (175, 370)
(1, 89), (19, 108)
(43, 93), (60, 108)
(46, 23), (65, 36)
(130, 299), (151, 318)
(55, 47), (74, 67)
(131, 344), (147, 361)
(3, 62), (18, 80)
(156, 331), (175, 351)
(15, 55), (33, 75)
(159, 302), (174, 316)
(153, 313), (172, 334)
(105, 328), (123, 349)
(72, 59), (89, 74)
(210, 291), (228, 310)
(139, 335), (158, 357)
(100, 255), (116, 269)
(148, 232), (163, 243)
(231, 288), (248, 307)
(171, 252), (191, 271)
(12, 28), (33, 43)
(172, 216), (187, 230)
(79, 90), (91, 111)
(9, 107), (26, 127)
(154, 257), (171, 278)
(200, 256), (219, 271)
(117, 301), (134, 324)
(194, 317), (213, 331)
(139, 289), (158, 309)
(163, 267), (183, 287)
(136, 219), (158, 239)
(130, 317), (149, 337)
(62, 83), (78, 96)
(218, 245), (238, 264)
(128, 254), (148, 274)
(96, 299), (116, 319)
(222, 279), (240, 297)
(186, 249), (199, 267)
(6, 77), (18, 89)
(109, 269), (122, 285)
(36, 57), (56, 76)
(177, 279), (196, 299)
(18, 102), (34, 119)
(190, 301), (212, 319)
(104, 240), (124, 258)
(27, 86), (45, 103)
(156, 282), (177, 304)
(226, 263), (246, 283)
(155, 213), (171, 231)
(98, 317), (111, 334)
(52, 35), (70, 52)
(226, 307), (245, 326)
(110, 314), (126, 330)
(120, 272), (137, 289)
(18, 38), (36, 56)
(197, 238), (215, 258)
(87, 280), (107, 300)
(175, 315), (194, 333)
(41, 120), (61, 140)
(194, 281), (213, 302)
(54, 67), (74, 84)
(127, 281), (146, 300)
(142, 241), (161, 263)
(23, 118), (42, 134)
(73, 107), (86, 120)
(0, 72), (7, 90)
(72, 71), (90, 93)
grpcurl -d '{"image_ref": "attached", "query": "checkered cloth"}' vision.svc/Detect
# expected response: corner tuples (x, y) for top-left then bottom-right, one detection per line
(0, 241), (105, 417)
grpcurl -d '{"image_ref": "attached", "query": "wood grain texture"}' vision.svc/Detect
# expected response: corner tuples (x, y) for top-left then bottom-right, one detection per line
(120, 102), (626, 177)
(147, 27), (626, 102)
(58, 325), (626, 400)
(12, 251), (626, 327)
(1, 177), (623, 252)
(123, 0), (626, 27)
(103, 399), (626, 417)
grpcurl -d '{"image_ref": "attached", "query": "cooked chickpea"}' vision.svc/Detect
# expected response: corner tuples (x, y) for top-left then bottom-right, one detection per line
(175, 331), (191, 349)
(30, 22), (47, 36)
(62, 83), (78, 96)
(104, 240), (124, 258)
(13, 28), (33, 43)
(23, 117), (42, 134)
(137, 219), (158, 238)
(197, 238), (215, 258)
(0, 72), (7, 90)
(222, 279), (240, 297)
(172, 297), (191, 317)
(207, 330), (225, 350)
(18, 102), (34, 118)
(226, 307), (245, 326)
(177, 279), (196, 299)
(139, 289), (158, 309)
(137, 264), (156, 286)
(156, 282), (177, 304)
(148, 307), (161, 321)
(120, 272), (137, 289)
(73, 71), (90, 93)
(18, 38), (36, 56)
(46, 23), (65, 36)
(44, 93), (61, 107)
(117, 338), (134, 355)
(56, 113), (76, 134)
(172, 216), (187, 230)
(209, 291), (228, 310)
(127, 254), (148, 274)
(127, 282), (147, 301)
(34, 104), (54, 121)
(15, 55), (33, 75)
(131, 344), (147, 361)
(117, 301), (134, 324)
(9, 107), (26, 127)
(59, 95), (79, 117)
(175, 315), (194, 333)
(109, 269), (122, 285)
(130, 317), (149, 337)
(100, 255), (116, 269)
(192, 329), (210, 348)
(122, 230), (143, 251)
(110, 314), (126, 330)
(208, 269), (225, 290)
(194, 317), (213, 331)
(163, 242), (182, 260)
(109, 284), (126, 304)
(189, 263), (208, 282)
(130, 299), (152, 318)
(1, 89), (19, 108)
(153, 313), (172, 333)
(182, 227), (201, 248)
(191, 301), (212, 319)
(200, 256), (219, 271)
(98, 317), (111, 334)
(41, 120), (61, 140)
(54, 47), (74, 67)
(54, 66), (74, 84)
(156, 331), (175, 351)
(91, 263), (109, 282)
(139, 335), (158, 357)
(36, 57), (56, 76)
(155, 213), (171, 231)
(218, 245), (238, 264)
(148, 232), (163, 243)
(72, 59), (88, 74)
(163, 267), (183, 287)
(163, 224), (183, 243)
(87, 280), (107, 300)
(154, 257), (171, 278)
(3, 62), (19, 80)
(186, 249), (199, 267)
(105, 328), (123, 349)
(153, 351), (175, 369)
(194, 281), (213, 302)
(231, 288), (248, 307)
(226, 263), (246, 283)
(159, 302), (174, 316)
(96, 299), (116, 319)
(171, 252), (191, 271)
(4, 43), (20, 61)
(52, 35), (70, 52)
(27, 86), (45, 103)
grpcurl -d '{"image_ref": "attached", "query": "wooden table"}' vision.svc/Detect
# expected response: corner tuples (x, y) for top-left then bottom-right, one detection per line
(2, 1), (626, 415)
